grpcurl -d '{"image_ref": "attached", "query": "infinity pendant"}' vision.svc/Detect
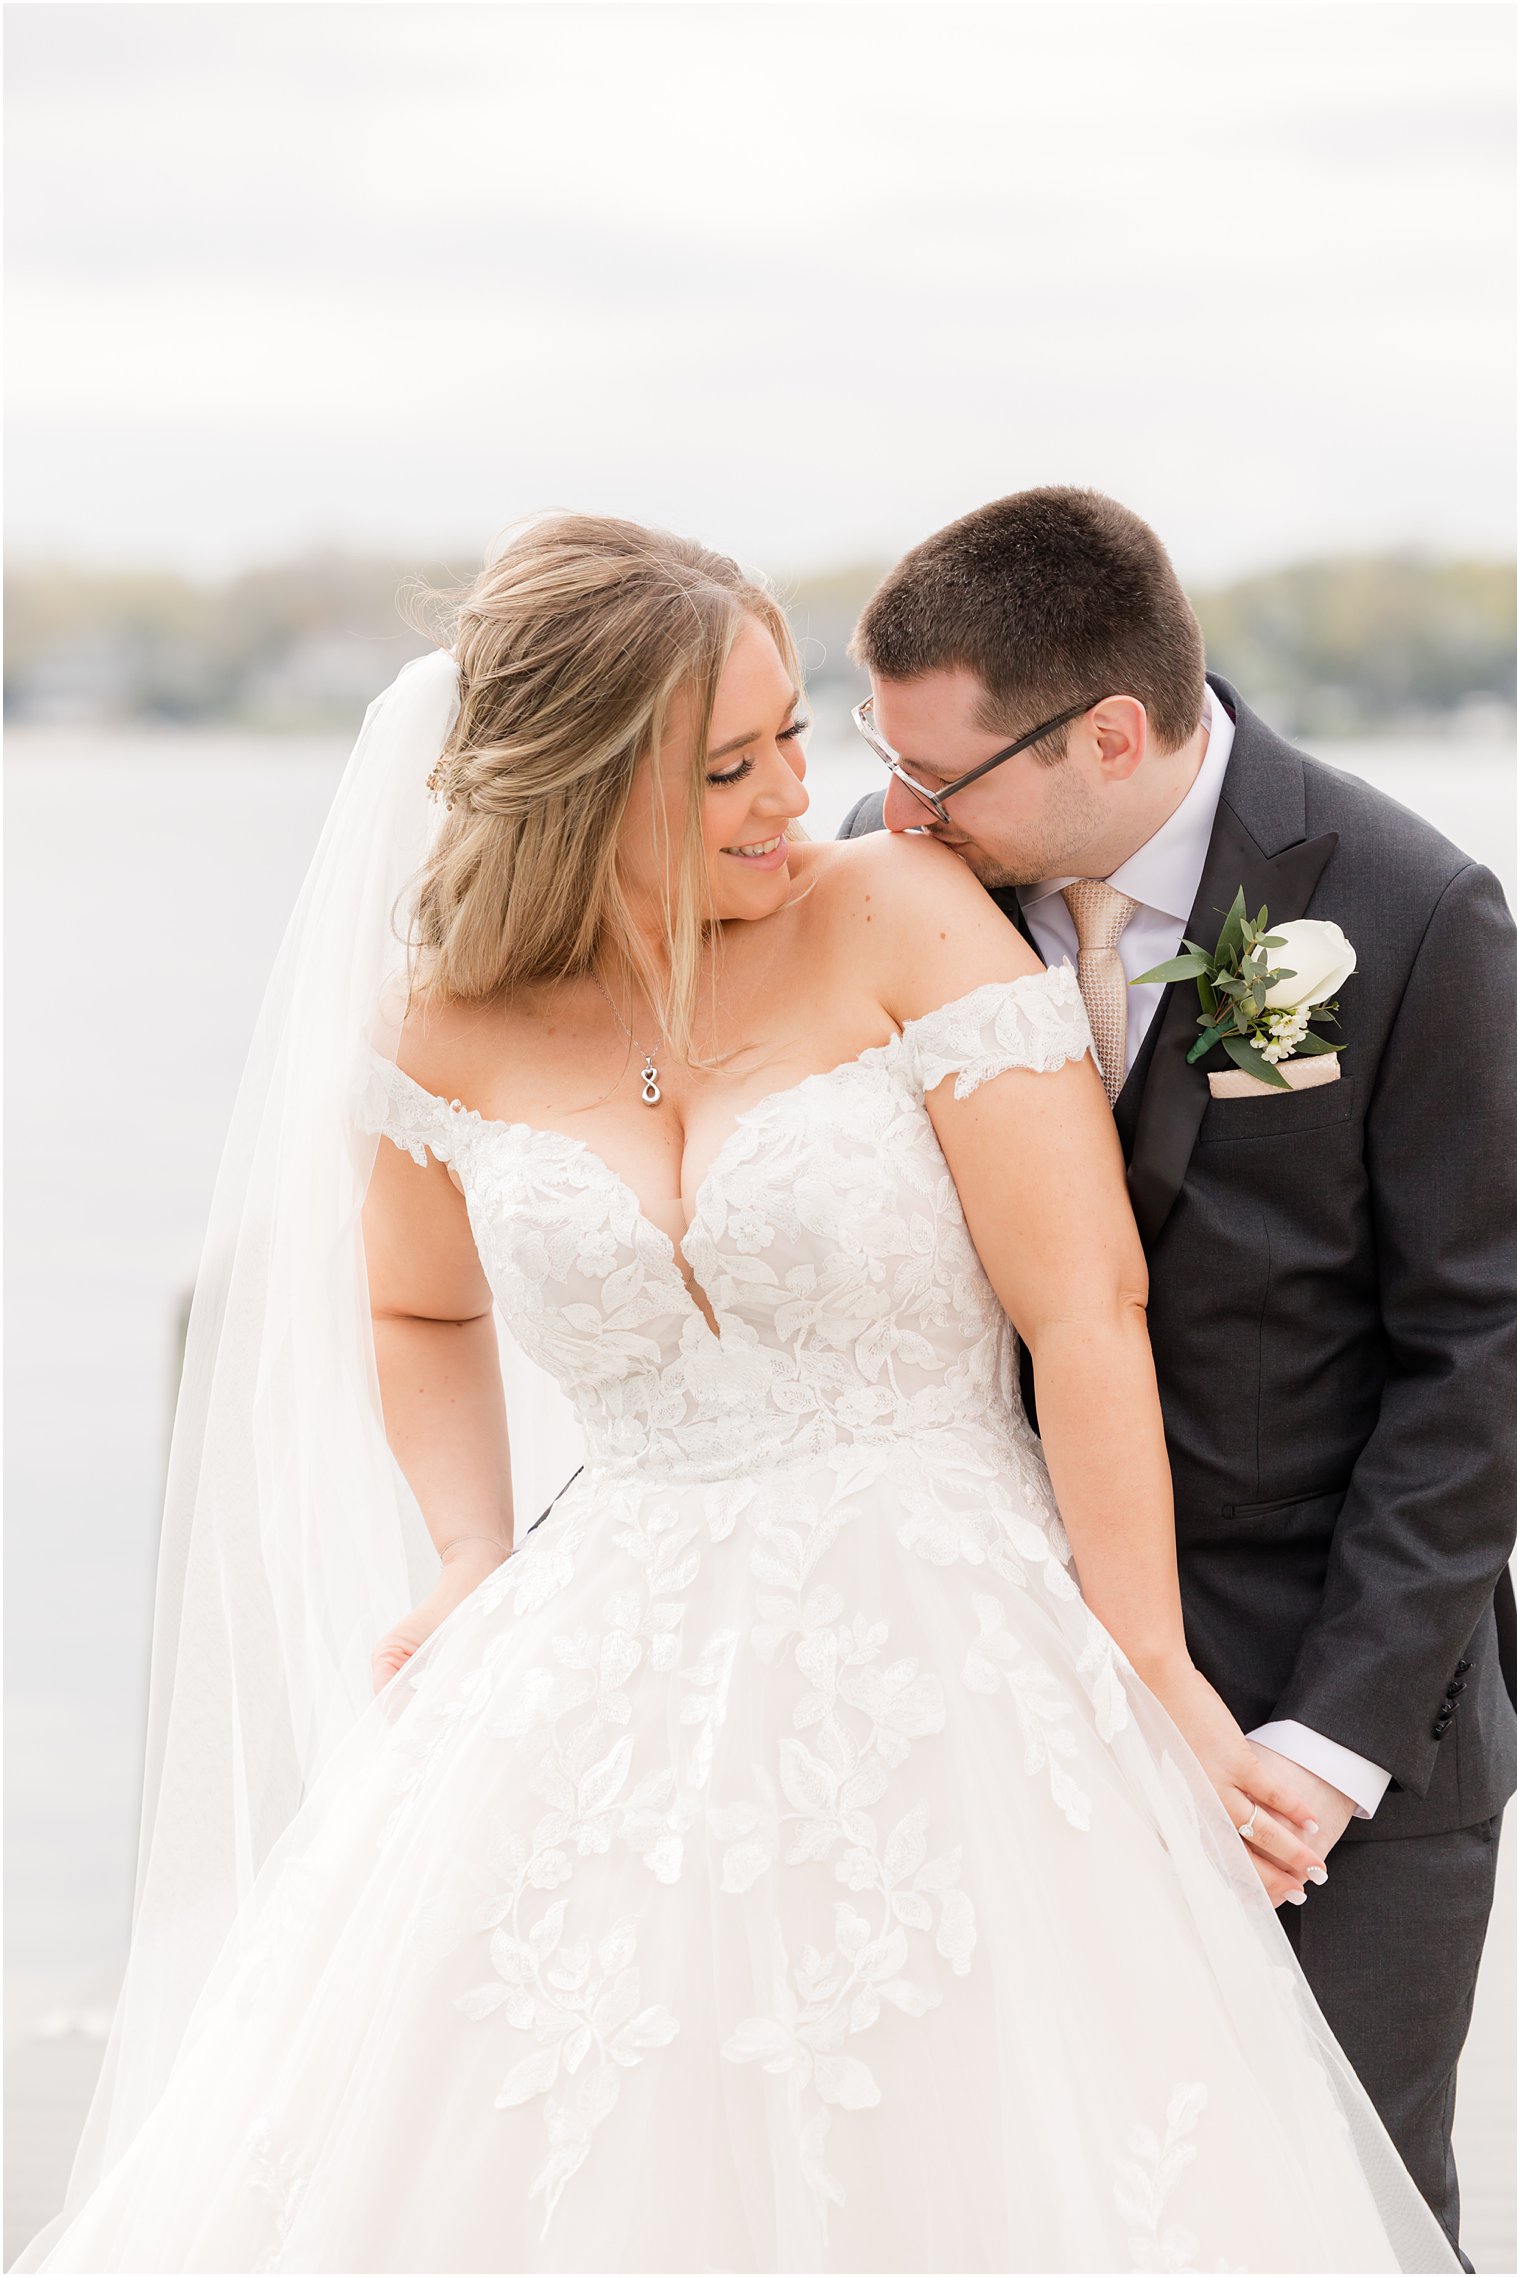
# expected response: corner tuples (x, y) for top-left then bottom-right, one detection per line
(640, 1056), (661, 1106)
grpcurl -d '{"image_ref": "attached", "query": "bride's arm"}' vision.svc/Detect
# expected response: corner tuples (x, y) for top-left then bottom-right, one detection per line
(836, 835), (1326, 1903)
(360, 1112), (516, 1689)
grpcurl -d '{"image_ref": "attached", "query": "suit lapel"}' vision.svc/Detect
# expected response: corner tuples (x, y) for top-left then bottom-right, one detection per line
(1126, 797), (1338, 1247)
(990, 884), (1037, 955)
(1112, 993), (1166, 1155)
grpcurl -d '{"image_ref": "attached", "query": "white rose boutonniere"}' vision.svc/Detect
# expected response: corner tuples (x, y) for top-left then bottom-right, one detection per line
(1133, 890), (1356, 1092)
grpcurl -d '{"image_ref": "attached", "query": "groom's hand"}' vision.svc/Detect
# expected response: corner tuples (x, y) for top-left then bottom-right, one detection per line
(1245, 1741), (1357, 1901)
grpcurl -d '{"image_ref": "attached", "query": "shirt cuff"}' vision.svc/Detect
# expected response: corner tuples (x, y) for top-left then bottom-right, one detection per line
(1247, 1719), (1393, 1820)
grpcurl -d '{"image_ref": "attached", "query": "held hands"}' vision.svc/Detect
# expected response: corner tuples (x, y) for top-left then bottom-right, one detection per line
(1143, 1658), (1330, 1907)
(1246, 1741), (1359, 1879)
(369, 1537), (510, 1697)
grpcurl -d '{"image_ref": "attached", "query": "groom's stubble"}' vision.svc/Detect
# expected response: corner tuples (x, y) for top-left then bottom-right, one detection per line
(924, 751), (1109, 893)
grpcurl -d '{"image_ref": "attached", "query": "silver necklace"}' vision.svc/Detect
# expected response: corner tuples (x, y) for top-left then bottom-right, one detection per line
(592, 974), (664, 1106)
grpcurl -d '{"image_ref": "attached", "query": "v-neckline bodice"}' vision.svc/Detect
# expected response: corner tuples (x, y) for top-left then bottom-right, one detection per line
(375, 1033), (912, 1344)
(367, 967), (1093, 1351)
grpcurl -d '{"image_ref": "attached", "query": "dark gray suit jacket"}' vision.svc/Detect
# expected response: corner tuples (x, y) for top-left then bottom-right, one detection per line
(840, 674), (1517, 1842)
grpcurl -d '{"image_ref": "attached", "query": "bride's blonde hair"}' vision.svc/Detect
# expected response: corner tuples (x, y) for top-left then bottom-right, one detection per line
(404, 513), (803, 1058)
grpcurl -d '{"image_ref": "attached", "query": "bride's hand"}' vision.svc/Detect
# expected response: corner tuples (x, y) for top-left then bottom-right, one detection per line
(1140, 1655), (1328, 1907)
(370, 1538), (510, 1696)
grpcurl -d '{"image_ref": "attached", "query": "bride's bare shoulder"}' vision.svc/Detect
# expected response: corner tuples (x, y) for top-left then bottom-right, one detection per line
(797, 830), (1045, 1009)
(791, 829), (967, 910)
(390, 984), (517, 1103)
(797, 826), (987, 906)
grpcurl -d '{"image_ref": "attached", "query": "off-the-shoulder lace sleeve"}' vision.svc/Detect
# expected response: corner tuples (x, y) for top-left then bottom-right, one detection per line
(355, 1046), (468, 1167)
(902, 964), (1096, 1100)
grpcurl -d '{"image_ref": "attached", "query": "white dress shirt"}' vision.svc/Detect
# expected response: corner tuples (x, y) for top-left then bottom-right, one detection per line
(1016, 687), (1390, 1822)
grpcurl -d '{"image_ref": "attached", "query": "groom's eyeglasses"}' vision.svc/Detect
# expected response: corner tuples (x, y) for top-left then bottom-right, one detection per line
(851, 693), (1105, 828)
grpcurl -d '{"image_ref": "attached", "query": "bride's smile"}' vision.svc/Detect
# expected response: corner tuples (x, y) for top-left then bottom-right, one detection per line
(621, 611), (812, 926)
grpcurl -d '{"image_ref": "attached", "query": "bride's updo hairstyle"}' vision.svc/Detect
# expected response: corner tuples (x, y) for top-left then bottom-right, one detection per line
(405, 513), (802, 1058)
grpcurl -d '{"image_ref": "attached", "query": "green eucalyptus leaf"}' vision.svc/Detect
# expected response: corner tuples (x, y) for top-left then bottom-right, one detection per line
(1222, 1034), (1291, 1088)
(1291, 1031), (1342, 1056)
(1130, 952), (1209, 986)
(1214, 887), (1248, 966)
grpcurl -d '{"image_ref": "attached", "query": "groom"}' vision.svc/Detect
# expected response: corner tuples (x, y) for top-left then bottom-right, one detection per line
(838, 487), (1516, 2263)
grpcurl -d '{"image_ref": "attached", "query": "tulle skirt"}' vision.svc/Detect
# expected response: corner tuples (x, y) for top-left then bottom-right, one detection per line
(16, 1430), (1458, 2272)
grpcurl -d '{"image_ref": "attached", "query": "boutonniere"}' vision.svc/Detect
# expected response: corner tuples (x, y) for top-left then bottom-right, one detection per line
(1133, 889), (1356, 1092)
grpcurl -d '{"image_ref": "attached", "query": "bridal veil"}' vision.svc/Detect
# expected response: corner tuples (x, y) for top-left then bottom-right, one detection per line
(29, 647), (585, 2250)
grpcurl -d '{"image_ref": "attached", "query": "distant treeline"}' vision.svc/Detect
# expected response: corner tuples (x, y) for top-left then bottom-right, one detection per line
(4, 549), (1514, 740)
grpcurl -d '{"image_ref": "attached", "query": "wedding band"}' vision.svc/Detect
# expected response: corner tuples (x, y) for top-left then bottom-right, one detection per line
(1237, 1806), (1260, 1844)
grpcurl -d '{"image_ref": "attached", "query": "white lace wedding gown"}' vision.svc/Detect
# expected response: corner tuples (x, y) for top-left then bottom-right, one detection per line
(22, 966), (1456, 2274)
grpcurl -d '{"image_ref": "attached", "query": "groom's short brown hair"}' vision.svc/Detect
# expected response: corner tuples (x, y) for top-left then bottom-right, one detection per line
(851, 487), (1207, 760)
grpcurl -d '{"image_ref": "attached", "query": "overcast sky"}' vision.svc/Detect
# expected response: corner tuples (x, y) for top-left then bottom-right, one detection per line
(5, 1), (1514, 584)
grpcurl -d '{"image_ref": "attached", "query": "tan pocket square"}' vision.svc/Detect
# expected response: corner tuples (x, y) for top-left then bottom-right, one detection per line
(1207, 1056), (1342, 1100)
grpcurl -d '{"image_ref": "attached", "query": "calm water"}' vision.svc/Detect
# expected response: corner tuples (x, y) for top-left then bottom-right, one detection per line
(4, 722), (1515, 2263)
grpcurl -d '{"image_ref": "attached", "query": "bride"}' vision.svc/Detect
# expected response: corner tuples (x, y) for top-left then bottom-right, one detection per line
(15, 515), (1458, 2273)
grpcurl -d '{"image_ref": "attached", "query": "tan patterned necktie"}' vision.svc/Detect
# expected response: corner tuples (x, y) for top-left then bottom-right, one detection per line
(1061, 878), (1142, 1105)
